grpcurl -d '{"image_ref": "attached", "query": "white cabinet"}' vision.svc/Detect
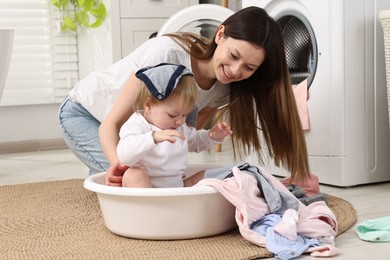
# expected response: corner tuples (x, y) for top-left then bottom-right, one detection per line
(115, 0), (199, 61)
(120, 18), (166, 59)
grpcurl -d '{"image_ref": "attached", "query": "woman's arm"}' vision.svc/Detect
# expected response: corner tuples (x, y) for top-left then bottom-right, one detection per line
(99, 73), (141, 186)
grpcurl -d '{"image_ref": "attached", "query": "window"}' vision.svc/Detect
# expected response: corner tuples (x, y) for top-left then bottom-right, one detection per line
(0, 0), (78, 106)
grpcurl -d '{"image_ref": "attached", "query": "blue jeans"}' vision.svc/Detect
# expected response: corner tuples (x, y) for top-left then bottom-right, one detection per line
(58, 98), (109, 175)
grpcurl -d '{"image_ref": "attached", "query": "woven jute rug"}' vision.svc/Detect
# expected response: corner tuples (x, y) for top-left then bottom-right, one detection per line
(0, 179), (356, 260)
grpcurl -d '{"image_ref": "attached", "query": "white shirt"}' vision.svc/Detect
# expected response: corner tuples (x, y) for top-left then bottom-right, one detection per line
(68, 36), (230, 122)
(117, 113), (221, 188)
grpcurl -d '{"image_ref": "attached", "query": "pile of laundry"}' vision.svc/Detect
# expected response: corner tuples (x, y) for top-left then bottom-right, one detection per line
(197, 162), (339, 259)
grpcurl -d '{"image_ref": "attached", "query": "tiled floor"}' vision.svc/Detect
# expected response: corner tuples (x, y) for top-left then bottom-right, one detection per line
(1, 144), (390, 259)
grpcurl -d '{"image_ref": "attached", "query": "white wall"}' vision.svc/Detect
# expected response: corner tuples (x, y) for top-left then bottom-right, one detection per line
(0, 0), (115, 149)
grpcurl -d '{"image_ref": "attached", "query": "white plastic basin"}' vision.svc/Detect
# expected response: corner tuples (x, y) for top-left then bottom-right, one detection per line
(83, 165), (237, 240)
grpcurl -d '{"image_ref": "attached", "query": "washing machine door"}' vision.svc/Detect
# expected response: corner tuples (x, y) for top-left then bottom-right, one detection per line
(259, 2), (318, 87)
(157, 4), (234, 39)
(276, 12), (318, 87)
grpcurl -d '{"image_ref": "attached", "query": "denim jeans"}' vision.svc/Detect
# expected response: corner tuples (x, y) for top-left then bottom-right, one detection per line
(58, 98), (109, 175)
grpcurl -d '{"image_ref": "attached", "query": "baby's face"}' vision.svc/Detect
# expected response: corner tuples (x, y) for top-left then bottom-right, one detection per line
(145, 97), (190, 130)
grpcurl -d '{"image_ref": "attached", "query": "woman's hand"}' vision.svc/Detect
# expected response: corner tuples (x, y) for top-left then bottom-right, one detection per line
(105, 163), (129, 187)
(208, 122), (233, 142)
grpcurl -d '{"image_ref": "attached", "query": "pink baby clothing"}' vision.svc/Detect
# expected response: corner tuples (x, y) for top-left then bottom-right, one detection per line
(280, 173), (320, 197)
(197, 167), (270, 246)
(273, 209), (299, 241)
(197, 165), (338, 255)
(293, 78), (310, 130)
(258, 167), (338, 241)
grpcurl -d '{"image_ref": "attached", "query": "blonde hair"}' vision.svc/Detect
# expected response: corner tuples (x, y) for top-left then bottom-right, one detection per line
(134, 74), (197, 114)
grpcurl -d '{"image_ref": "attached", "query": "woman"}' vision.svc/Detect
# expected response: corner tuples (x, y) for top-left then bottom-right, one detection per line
(58, 6), (310, 186)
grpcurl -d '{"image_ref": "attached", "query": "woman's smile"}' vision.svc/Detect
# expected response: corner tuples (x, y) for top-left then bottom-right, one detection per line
(222, 65), (234, 79)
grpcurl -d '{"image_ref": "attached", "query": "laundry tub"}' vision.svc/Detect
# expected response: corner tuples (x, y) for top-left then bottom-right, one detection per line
(380, 10), (390, 129)
(83, 165), (237, 240)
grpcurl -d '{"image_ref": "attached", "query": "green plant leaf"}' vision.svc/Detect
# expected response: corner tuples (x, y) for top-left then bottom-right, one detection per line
(97, 2), (106, 18)
(90, 3), (106, 19)
(51, 0), (106, 31)
(78, 0), (94, 11)
(63, 16), (77, 31)
(75, 10), (90, 27)
(51, 0), (60, 8)
(90, 18), (103, 28)
(52, 0), (68, 10)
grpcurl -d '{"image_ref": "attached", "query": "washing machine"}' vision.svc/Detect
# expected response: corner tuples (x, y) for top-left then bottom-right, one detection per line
(242, 0), (390, 186)
(158, 4), (234, 39)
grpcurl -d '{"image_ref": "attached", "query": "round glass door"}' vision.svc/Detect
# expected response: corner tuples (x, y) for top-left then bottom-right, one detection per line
(275, 11), (318, 87)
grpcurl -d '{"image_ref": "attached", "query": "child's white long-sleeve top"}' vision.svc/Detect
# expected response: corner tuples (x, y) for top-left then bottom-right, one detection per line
(117, 112), (222, 188)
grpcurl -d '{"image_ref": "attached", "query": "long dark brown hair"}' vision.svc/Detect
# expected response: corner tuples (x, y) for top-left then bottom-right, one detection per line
(166, 6), (310, 182)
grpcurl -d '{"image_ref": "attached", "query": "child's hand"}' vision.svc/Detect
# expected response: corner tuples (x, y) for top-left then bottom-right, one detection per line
(208, 122), (233, 142)
(152, 130), (185, 144)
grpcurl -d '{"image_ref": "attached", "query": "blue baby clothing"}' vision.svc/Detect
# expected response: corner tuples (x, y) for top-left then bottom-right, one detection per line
(251, 214), (323, 260)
